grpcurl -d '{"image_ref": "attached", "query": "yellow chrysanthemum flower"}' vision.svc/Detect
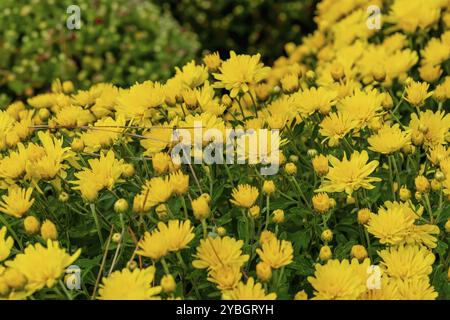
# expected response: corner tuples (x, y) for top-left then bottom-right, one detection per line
(213, 51), (270, 98)
(72, 150), (126, 201)
(156, 220), (195, 252)
(26, 131), (76, 181)
(316, 150), (381, 195)
(291, 87), (337, 116)
(388, 0), (441, 32)
(192, 236), (249, 270)
(394, 278), (438, 300)
(409, 110), (450, 147)
(115, 81), (165, 122)
(207, 265), (242, 291)
(132, 176), (173, 212)
(308, 259), (368, 300)
(319, 112), (358, 146)
(359, 276), (400, 300)
(230, 184), (259, 208)
(0, 186), (34, 218)
(5, 240), (81, 293)
(337, 89), (384, 129)
(169, 170), (189, 195)
(405, 81), (433, 106)
(136, 229), (169, 261)
(256, 237), (293, 269)
(203, 52), (222, 71)
(366, 204), (415, 245)
(80, 116), (125, 153)
(0, 227), (13, 262)
(53, 105), (95, 128)
(427, 145), (450, 165)
(0, 111), (15, 151)
(421, 37), (450, 67)
(367, 201), (439, 248)
(175, 60), (209, 89)
(98, 266), (161, 300)
(378, 245), (435, 281)
(368, 124), (411, 154)
(0, 147), (28, 181)
(222, 277), (276, 300)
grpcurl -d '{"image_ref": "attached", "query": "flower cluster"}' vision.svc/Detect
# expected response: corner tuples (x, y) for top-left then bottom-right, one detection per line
(0, 0), (449, 300)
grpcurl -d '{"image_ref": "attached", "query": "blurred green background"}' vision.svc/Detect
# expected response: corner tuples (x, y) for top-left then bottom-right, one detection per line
(0, 0), (316, 106)
(157, 0), (316, 62)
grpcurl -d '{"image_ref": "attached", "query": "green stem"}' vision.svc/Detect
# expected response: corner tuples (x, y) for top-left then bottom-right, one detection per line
(224, 162), (235, 188)
(161, 257), (170, 274)
(290, 177), (311, 209)
(249, 92), (259, 118)
(90, 203), (104, 246)
(390, 154), (401, 187)
(387, 156), (397, 201)
(180, 196), (188, 219)
(236, 98), (246, 121)
(176, 251), (187, 270)
(58, 279), (73, 300)
(423, 194), (434, 224)
(201, 219), (208, 239)
(364, 228), (373, 261)
(265, 196), (270, 229)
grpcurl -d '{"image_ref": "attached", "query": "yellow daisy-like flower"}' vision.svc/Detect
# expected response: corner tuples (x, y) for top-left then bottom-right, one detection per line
(0, 111), (15, 150)
(368, 124), (411, 154)
(132, 176), (173, 212)
(115, 81), (165, 121)
(192, 236), (249, 270)
(80, 116), (125, 153)
(5, 240), (81, 292)
(0, 226), (14, 262)
(169, 170), (189, 195)
(136, 230), (169, 261)
(366, 203), (415, 245)
(367, 201), (439, 248)
(27, 93), (59, 109)
(256, 237), (293, 269)
(207, 265), (242, 291)
(156, 220), (195, 252)
(222, 277), (276, 300)
(141, 124), (176, 156)
(203, 52), (222, 71)
(394, 278), (438, 300)
(337, 89), (384, 129)
(230, 184), (259, 208)
(72, 150), (126, 201)
(388, 0), (441, 33)
(0, 146), (28, 181)
(319, 112), (358, 146)
(213, 51), (270, 98)
(291, 87), (337, 116)
(409, 110), (450, 147)
(175, 60), (209, 89)
(421, 38), (450, 67)
(98, 266), (161, 300)
(427, 145), (450, 165)
(0, 186), (34, 218)
(404, 81), (433, 106)
(378, 245), (435, 281)
(360, 276), (400, 300)
(26, 131), (76, 181)
(316, 150), (381, 195)
(307, 259), (367, 300)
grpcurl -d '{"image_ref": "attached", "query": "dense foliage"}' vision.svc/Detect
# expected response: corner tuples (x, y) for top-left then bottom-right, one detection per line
(0, 0), (449, 301)
(0, 0), (199, 105)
